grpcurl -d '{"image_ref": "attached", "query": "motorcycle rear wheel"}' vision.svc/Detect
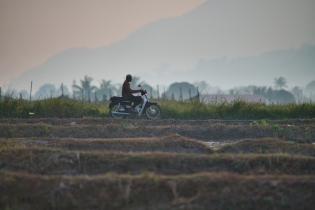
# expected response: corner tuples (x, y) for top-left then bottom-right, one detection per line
(110, 103), (127, 119)
(145, 104), (161, 120)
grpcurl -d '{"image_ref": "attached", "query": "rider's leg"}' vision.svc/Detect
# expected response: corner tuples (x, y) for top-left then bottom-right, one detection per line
(127, 95), (141, 108)
(133, 96), (142, 108)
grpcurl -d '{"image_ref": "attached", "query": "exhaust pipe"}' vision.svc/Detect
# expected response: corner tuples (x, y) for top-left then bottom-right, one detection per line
(111, 111), (131, 115)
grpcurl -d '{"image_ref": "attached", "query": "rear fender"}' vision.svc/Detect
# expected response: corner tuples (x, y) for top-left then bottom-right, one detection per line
(146, 102), (158, 107)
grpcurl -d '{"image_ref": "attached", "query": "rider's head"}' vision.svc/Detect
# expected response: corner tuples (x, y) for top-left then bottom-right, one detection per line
(126, 74), (132, 82)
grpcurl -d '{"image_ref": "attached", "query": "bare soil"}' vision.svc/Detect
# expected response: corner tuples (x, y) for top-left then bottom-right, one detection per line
(217, 138), (315, 156)
(1, 147), (315, 176)
(1, 118), (315, 209)
(1, 171), (315, 210)
(0, 119), (314, 141)
(13, 134), (214, 154)
(1, 118), (315, 126)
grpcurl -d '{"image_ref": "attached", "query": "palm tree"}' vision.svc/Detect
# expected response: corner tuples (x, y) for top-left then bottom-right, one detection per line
(253, 86), (267, 95)
(96, 79), (119, 100)
(72, 75), (96, 101)
(274, 77), (288, 90)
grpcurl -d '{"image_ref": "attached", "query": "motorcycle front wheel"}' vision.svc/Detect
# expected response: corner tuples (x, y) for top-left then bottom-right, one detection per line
(145, 104), (161, 120)
(110, 103), (127, 119)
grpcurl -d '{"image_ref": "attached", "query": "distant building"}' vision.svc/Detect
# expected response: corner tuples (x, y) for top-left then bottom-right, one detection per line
(201, 94), (265, 104)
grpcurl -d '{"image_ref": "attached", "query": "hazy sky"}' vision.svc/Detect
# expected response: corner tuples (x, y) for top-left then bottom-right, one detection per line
(1, 0), (315, 92)
(0, 0), (205, 86)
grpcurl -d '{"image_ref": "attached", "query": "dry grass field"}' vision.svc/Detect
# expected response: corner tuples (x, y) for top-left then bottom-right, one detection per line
(1, 118), (315, 209)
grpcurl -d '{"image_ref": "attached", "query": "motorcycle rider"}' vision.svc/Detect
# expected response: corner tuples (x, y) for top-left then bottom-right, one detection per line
(122, 74), (142, 112)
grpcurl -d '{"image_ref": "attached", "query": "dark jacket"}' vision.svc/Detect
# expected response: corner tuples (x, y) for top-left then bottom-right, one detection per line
(122, 80), (139, 99)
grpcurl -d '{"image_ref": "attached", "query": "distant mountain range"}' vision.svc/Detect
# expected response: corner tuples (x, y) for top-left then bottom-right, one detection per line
(10, 0), (315, 92)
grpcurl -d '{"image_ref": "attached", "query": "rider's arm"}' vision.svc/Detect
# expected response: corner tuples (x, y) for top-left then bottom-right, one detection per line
(129, 89), (141, 93)
(123, 82), (140, 93)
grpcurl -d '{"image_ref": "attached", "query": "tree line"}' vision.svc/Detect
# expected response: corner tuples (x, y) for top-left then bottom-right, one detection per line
(1, 76), (314, 104)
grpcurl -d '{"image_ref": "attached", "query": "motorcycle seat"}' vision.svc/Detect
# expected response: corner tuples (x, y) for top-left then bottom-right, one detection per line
(110, 96), (131, 102)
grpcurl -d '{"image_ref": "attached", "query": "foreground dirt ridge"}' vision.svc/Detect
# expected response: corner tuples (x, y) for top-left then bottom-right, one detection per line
(1, 136), (314, 155)
(1, 118), (315, 126)
(1, 171), (315, 210)
(4, 134), (214, 153)
(1, 147), (315, 175)
(1, 120), (314, 141)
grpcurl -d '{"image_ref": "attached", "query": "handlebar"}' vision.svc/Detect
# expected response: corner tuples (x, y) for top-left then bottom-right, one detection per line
(138, 84), (147, 95)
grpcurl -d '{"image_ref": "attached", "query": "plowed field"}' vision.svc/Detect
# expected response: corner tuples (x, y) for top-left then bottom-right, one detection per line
(0, 118), (314, 209)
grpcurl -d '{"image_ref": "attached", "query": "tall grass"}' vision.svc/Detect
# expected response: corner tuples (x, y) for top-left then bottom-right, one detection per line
(0, 97), (108, 118)
(0, 96), (314, 119)
(160, 100), (315, 120)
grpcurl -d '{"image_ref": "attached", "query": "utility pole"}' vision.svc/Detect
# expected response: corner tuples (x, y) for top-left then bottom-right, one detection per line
(61, 83), (64, 96)
(180, 87), (182, 100)
(94, 91), (98, 102)
(29, 81), (33, 102)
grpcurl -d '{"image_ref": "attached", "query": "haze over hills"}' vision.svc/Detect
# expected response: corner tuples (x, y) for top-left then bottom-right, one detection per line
(138, 43), (315, 88)
(8, 0), (315, 93)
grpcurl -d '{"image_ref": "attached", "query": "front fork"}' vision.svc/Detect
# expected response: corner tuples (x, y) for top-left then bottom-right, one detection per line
(137, 100), (148, 116)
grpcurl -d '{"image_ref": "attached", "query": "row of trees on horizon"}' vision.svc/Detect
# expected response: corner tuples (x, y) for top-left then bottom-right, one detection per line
(1, 76), (315, 104)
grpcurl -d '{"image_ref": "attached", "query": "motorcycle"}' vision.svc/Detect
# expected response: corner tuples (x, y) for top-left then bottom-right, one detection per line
(109, 85), (161, 119)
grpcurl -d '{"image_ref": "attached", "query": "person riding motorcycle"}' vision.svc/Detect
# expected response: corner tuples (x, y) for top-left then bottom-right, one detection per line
(109, 75), (161, 119)
(122, 74), (142, 112)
